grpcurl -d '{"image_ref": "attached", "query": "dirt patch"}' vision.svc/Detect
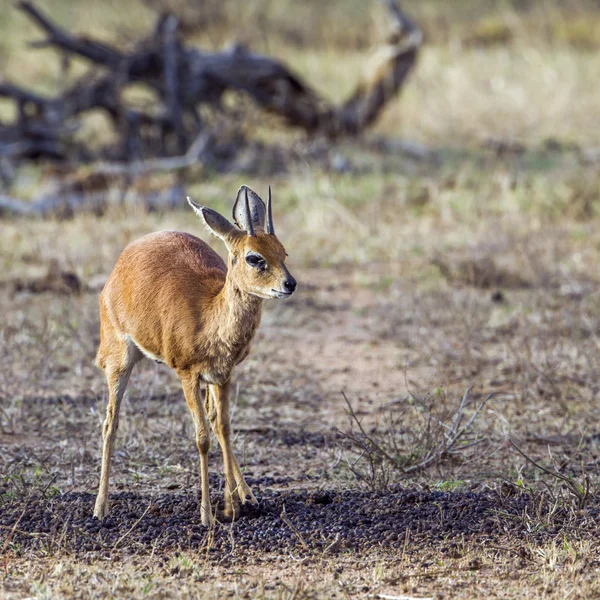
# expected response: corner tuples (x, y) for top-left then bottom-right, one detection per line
(4, 486), (597, 558)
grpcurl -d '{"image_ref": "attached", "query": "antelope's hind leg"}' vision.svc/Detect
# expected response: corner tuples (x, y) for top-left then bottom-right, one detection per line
(207, 383), (257, 514)
(94, 333), (140, 520)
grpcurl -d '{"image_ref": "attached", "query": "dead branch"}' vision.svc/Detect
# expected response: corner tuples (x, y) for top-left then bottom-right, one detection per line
(83, 129), (214, 176)
(1, 1), (421, 217)
(19, 1), (124, 68)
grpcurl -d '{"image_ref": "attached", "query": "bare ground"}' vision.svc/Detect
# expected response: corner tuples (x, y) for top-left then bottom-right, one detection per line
(3, 0), (600, 594)
(2, 209), (600, 598)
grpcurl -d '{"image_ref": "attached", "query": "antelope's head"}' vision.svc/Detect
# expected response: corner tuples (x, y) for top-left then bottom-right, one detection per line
(188, 185), (297, 299)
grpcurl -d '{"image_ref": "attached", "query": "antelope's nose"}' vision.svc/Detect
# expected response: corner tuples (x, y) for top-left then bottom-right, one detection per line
(283, 277), (297, 293)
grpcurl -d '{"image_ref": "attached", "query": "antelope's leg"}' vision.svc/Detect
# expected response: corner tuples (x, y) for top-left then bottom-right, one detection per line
(207, 382), (244, 518)
(94, 345), (137, 520)
(231, 455), (258, 505)
(206, 385), (257, 506)
(180, 371), (213, 526)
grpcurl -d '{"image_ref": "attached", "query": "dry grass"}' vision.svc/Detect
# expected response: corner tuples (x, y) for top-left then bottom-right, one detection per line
(3, 538), (600, 600)
(3, 0), (600, 598)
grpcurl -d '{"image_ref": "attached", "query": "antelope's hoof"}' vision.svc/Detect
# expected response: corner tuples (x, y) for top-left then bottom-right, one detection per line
(93, 499), (109, 520)
(241, 490), (258, 506)
(238, 482), (258, 505)
(223, 501), (241, 522)
(201, 507), (214, 527)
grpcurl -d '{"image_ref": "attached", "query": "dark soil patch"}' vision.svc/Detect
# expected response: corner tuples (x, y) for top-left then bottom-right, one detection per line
(3, 486), (599, 559)
(237, 426), (342, 449)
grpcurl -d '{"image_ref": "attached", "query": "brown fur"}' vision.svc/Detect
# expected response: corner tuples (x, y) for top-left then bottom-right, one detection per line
(93, 201), (295, 524)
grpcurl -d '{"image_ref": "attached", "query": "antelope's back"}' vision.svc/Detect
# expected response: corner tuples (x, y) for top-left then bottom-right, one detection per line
(100, 230), (227, 338)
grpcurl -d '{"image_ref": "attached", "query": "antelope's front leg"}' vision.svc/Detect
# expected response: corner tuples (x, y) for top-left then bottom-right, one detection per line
(206, 385), (257, 508)
(207, 382), (250, 519)
(180, 371), (213, 526)
(231, 457), (258, 506)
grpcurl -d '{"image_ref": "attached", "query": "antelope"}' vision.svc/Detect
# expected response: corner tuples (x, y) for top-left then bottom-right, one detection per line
(93, 185), (297, 525)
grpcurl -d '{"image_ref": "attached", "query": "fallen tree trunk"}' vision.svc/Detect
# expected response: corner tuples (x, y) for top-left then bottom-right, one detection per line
(0, 0), (421, 217)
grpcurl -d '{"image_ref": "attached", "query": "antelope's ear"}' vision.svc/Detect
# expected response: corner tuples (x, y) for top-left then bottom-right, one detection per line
(187, 197), (241, 246)
(232, 185), (266, 233)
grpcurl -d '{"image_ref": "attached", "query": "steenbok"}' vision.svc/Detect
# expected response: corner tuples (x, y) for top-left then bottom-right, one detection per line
(94, 186), (296, 524)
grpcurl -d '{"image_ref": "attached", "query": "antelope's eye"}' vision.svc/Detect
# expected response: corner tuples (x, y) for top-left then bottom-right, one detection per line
(246, 254), (266, 268)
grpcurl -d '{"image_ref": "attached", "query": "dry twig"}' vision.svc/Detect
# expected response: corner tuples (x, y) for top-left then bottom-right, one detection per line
(510, 439), (593, 509)
(112, 501), (153, 549)
(280, 504), (309, 552)
(341, 388), (492, 480)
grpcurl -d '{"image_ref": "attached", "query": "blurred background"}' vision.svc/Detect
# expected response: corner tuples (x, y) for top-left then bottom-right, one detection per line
(2, 0), (600, 253)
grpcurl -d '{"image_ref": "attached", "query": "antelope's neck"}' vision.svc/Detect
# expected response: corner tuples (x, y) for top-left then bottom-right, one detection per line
(214, 276), (263, 347)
